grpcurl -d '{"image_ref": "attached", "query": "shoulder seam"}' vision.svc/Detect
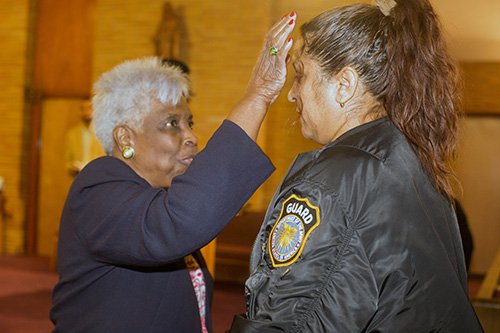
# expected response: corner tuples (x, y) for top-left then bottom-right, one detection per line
(327, 144), (385, 162)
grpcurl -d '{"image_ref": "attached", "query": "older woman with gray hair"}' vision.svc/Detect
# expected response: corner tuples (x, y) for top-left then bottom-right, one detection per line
(50, 12), (296, 333)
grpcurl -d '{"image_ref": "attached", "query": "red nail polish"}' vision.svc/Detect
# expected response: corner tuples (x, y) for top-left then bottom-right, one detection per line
(288, 37), (292, 43)
(282, 14), (287, 19)
(290, 11), (295, 17)
(289, 19), (294, 25)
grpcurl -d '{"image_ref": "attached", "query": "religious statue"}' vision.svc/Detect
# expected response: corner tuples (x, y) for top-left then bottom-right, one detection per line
(153, 2), (181, 59)
(65, 100), (104, 177)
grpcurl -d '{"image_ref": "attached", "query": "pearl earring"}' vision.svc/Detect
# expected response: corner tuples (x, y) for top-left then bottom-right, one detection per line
(122, 146), (135, 159)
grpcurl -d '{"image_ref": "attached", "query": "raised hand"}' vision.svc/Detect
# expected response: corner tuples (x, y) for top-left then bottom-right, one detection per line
(227, 12), (297, 141)
(245, 11), (297, 106)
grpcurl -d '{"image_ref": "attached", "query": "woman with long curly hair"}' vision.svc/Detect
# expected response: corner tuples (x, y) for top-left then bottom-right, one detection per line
(230, 1), (483, 331)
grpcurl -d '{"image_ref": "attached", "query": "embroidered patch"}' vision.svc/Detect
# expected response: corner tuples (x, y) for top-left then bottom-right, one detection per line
(269, 194), (320, 267)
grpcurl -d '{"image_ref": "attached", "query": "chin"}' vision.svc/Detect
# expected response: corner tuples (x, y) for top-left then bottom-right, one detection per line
(162, 170), (186, 188)
(301, 127), (312, 141)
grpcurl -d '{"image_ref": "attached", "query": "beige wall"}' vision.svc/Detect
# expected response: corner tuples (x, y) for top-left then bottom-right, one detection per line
(433, 0), (500, 61)
(455, 117), (500, 274)
(433, 1), (500, 273)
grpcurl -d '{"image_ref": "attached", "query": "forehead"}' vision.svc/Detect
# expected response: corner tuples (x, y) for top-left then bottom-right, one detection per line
(291, 38), (322, 76)
(292, 36), (305, 66)
(292, 37), (320, 73)
(152, 97), (190, 112)
(147, 97), (192, 121)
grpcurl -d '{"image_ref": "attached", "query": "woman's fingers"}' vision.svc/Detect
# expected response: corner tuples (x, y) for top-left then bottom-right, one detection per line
(266, 12), (296, 57)
(244, 11), (297, 106)
(269, 11), (296, 39)
(226, 12), (297, 140)
(278, 36), (293, 62)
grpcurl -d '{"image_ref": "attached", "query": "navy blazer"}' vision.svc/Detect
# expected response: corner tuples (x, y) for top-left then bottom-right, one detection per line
(50, 120), (274, 332)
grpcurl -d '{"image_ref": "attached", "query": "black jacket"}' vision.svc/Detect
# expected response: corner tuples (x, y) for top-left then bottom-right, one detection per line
(230, 117), (483, 332)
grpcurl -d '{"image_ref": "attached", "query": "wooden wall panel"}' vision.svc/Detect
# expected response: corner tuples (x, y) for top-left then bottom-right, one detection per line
(28, 0), (96, 255)
(34, 0), (95, 97)
(37, 99), (83, 256)
(461, 62), (500, 114)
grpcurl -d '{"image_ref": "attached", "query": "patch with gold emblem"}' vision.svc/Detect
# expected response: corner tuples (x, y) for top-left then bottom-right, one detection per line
(269, 194), (320, 267)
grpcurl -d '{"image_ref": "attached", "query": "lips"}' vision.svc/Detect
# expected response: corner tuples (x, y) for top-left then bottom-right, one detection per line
(182, 157), (193, 166)
(180, 152), (197, 166)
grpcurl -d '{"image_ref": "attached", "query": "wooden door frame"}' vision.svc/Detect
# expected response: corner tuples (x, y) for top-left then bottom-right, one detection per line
(25, 0), (95, 254)
(26, 93), (42, 255)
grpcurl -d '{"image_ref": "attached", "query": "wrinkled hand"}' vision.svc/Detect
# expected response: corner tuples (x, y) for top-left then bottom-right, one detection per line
(245, 12), (296, 106)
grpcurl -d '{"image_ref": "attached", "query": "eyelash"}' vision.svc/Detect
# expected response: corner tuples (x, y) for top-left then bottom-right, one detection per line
(165, 120), (194, 129)
(166, 120), (178, 127)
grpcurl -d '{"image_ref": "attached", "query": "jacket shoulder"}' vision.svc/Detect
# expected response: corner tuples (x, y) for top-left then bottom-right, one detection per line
(306, 118), (410, 189)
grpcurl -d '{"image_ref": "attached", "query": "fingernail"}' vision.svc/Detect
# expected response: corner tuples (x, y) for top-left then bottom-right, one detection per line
(288, 37), (292, 43)
(281, 14), (287, 19)
(289, 19), (294, 25)
(290, 11), (296, 17)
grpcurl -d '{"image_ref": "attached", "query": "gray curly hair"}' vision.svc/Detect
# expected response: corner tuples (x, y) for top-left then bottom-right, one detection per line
(92, 57), (191, 155)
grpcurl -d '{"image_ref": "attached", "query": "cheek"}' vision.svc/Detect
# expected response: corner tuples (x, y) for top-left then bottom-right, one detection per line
(147, 137), (181, 170)
(300, 93), (319, 121)
(157, 134), (181, 154)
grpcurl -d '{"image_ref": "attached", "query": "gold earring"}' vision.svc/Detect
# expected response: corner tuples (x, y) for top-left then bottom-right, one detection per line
(122, 146), (135, 159)
(339, 102), (345, 108)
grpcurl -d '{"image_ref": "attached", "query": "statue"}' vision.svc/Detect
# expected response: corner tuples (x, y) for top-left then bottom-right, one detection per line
(153, 2), (181, 60)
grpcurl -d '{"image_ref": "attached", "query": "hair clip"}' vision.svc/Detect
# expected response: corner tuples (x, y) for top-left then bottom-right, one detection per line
(374, 0), (397, 16)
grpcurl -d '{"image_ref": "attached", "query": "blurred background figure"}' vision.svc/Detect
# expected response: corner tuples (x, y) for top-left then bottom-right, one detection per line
(64, 99), (104, 177)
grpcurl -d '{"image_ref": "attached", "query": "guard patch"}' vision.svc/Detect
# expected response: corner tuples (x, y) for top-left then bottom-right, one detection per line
(269, 194), (320, 267)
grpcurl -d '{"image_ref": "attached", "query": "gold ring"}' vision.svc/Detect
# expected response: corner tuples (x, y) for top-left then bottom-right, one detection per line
(269, 46), (279, 56)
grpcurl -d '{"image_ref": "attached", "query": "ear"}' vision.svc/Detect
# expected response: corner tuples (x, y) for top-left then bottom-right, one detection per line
(112, 125), (134, 152)
(335, 66), (359, 107)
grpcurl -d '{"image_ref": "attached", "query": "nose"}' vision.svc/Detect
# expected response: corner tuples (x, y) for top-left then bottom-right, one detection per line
(184, 127), (198, 147)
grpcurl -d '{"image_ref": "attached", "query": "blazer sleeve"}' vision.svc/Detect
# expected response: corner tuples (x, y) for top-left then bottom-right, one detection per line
(68, 120), (275, 266)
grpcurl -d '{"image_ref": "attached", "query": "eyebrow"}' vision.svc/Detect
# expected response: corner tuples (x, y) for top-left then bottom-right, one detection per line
(165, 113), (194, 123)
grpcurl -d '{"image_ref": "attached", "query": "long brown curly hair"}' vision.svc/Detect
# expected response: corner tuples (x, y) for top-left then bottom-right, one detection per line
(301, 0), (461, 201)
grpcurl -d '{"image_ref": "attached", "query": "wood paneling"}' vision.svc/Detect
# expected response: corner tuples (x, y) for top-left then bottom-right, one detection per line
(37, 98), (86, 256)
(28, 0), (96, 254)
(34, 0), (95, 97)
(461, 62), (500, 114)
